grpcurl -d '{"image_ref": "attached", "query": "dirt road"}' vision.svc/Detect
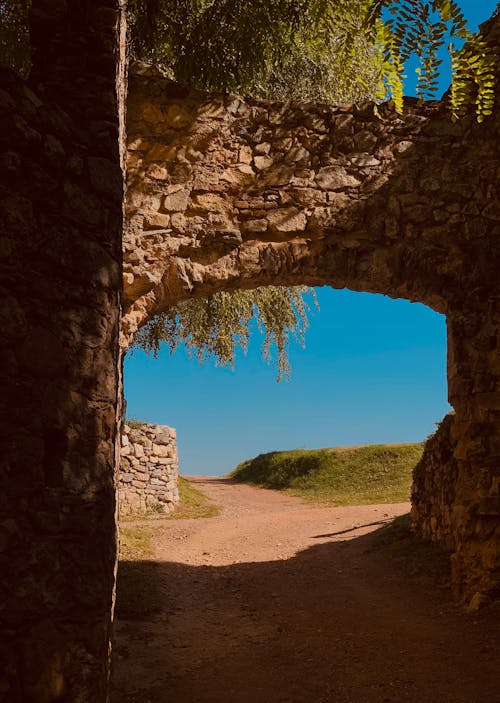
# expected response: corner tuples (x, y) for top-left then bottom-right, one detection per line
(112, 477), (499, 703)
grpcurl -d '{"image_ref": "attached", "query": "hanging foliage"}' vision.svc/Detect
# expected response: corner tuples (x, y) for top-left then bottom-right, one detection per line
(132, 287), (318, 381)
(376, 0), (496, 120)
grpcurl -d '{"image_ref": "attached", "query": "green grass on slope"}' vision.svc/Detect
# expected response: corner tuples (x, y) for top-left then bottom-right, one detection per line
(120, 476), (220, 521)
(230, 443), (423, 505)
(175, 476), (220, 519)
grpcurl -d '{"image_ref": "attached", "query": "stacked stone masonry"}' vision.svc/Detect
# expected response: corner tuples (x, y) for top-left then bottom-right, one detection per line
(122, 10), (500, 607)
(411, 413), (459, 551)
(0, 1), (126, 701)
(1, 4), (499, 703)
(120, 423), (179, 516)
(123, 55), (499, 342)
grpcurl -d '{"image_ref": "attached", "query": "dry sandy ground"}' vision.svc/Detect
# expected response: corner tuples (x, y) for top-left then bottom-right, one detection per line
(112, 477), (499, 703)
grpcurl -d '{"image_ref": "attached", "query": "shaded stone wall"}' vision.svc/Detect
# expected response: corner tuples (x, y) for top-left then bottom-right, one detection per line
(413, 307), (500, 604)
(122, 13), (500, 606)
(0, 1), (125, 701)
(412, 414), (458, 550)
(120, 423), (179, 516)
(446, 306), (500, 602)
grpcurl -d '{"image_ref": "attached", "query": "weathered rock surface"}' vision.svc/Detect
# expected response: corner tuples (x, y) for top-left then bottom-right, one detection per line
(122, 18), (500, 607)
(123, 62), (498, 341)
(0, 1), (126, 701)
(412, 413), (458, 550)
(119, 423), (179, 516)
(1, 4), (499, 703)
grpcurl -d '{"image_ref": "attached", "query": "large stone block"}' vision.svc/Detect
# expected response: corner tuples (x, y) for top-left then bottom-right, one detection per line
(267, 207), (307, 233)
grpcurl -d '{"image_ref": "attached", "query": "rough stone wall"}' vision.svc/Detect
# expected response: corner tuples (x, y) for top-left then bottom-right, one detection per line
(446, 306), (500, 602)
(0, 2), (125, 701)
(0, 5), (497, 702)
(122, 13), (500, 606)
(123, 59), (498, 341)
(120, 423), (179, 516)
(123, 63), (441, 339)
(412, 414), (458, 550)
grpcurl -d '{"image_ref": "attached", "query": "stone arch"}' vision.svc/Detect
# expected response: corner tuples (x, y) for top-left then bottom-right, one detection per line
(123, 62), (497, 336)
(1, 1), (498, 700)
(123, 56), (500, 603)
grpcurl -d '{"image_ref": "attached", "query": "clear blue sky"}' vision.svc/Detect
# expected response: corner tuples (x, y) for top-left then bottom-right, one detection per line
(124, 0), (495, 476)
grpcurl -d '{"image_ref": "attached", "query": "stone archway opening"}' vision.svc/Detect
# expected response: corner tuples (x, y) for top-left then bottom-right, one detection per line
(123, 285), (450, 478)
(115, 285), (493, 703)
(115, 278), (495, 702)
(121, 281), (451, 557)
(122, 60), (500, 604)
(2, 2), (498, 701)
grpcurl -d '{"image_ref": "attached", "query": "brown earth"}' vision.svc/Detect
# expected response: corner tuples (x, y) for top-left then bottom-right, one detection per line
(112, 477), (499, 703)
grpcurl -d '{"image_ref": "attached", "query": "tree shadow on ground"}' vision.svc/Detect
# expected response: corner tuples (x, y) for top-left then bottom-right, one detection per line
(112, 517), (500, 703)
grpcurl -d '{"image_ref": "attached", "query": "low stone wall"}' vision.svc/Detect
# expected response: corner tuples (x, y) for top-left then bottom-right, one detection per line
(119, 423), (179, 516)
(411, 413), (458, 550)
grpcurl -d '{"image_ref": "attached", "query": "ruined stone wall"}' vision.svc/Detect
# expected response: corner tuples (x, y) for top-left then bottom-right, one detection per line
(0, 6), (498, 702)
(445, 306), (500, 602)
(122, 14), (500, 607)
(0, 2), (125, 701)
(122, 60), (499, 342)
(412, 414), (458, 550)
(123, 63), (445, 340)
(120, 423), (179, 516)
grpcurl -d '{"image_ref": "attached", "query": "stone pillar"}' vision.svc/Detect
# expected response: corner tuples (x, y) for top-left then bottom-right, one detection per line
(0, 1), (125, 700)
(446, 305), (500, 606)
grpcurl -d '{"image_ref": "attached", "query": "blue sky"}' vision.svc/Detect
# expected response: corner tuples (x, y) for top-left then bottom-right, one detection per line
(398, 0), (498, 98)
(124, 0), (495, 476)
(125, 290), (450, 474)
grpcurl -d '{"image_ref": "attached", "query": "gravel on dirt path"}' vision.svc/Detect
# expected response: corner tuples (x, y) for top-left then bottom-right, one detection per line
(112, 476), (499, 703)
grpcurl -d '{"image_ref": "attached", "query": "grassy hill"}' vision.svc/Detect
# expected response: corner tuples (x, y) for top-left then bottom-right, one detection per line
(229, 443), (423, 505)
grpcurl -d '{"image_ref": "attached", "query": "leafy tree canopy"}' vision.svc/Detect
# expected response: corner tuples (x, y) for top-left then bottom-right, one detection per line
(1, 1), (496, 116)
(129, 0), (497, 120)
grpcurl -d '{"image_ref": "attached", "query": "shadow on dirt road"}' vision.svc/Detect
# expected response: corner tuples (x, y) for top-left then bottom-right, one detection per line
(113, 522), (499, 703)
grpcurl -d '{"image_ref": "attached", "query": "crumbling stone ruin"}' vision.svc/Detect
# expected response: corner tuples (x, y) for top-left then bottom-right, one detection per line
(0, 1), (499, 700)
(120, 423), (179, 516)
(412, 413), (458, 550)
(123, 51), (500, 608)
